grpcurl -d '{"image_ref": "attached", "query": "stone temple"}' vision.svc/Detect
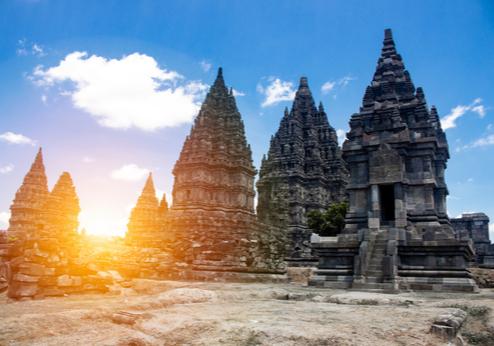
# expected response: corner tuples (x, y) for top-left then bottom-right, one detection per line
(257, 78), (348, 263)
(451, 213), (494, 267)
(166, 68), (286, 281)
(126, 173), (169, 248)
(310, 29), (478, 292)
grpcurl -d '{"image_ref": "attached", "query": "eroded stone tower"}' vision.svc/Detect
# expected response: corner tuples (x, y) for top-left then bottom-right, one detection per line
(257, 78), (348, 262)
(126, 173), (169, 247)
(310, 29), (477, 292)
(7, 148), (49, 241)
(168, 68), (286, 280)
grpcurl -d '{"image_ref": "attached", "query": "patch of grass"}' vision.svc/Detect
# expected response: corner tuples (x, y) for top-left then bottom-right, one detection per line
(447, 304), (490, 319)
(462, 331), (494, 345)
(356, 299), (379, 305)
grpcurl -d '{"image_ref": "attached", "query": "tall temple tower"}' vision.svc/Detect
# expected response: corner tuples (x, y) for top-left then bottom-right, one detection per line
(310, 29), (477, 292)
(257, 77), (348, 262)
(168, 68), (286, 279)
(171, 68), (256, 214)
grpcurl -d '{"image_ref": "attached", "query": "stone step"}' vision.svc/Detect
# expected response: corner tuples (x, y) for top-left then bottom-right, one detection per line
(366, 271), (383, 276)
(367, 265), (382, 271)
(352, 282), (395, 290)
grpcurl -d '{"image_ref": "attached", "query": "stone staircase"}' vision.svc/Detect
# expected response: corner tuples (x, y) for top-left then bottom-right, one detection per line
(353, 229), (396, 291)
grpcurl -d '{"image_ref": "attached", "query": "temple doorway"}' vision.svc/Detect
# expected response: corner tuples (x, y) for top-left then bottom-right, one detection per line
(379, 184), (395, 224)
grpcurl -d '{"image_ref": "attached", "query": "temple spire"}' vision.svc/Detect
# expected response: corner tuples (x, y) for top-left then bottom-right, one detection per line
(381, 28), (397, 58)
(7, 148), (50, 237)
(212, 67), (227, 92)
(143, 172), (156, 196)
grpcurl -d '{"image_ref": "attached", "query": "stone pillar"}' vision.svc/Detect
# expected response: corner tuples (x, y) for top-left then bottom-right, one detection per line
(368, 184), (380, 230)
(394, 183), (407, 228)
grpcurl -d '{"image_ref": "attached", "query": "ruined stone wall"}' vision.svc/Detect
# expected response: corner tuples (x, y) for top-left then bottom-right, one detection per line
(451, 213), (494, 266)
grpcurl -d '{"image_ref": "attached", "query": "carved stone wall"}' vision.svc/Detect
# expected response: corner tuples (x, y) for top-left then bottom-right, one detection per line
(310, 29), (477, 292)
(257, 78), (348, 262)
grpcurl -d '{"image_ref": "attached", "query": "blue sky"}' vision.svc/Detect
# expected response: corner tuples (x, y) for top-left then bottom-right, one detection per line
(0, 0), (493, 237)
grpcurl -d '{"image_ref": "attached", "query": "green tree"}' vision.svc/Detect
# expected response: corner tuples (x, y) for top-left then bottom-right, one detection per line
(307, 201), (349, 236)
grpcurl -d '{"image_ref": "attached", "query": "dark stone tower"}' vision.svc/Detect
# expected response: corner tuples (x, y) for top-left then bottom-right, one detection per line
(310, 29), (477, 292)
(171, 68), (256, 214)
(257, 77), (348, 262)
(168, 68), (286, 280)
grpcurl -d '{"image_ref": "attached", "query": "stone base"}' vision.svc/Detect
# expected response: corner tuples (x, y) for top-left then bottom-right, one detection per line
(309, 269), (354, 289)
(398, 276), (478, 292)
(177, 269), (288, 283)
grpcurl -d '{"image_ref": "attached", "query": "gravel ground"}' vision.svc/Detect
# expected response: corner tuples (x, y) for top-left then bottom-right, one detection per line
(1, 280), (493, 346)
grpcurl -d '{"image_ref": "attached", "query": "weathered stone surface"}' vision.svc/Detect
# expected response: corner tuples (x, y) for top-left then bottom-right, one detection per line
(310, 29), (478, 292)
(126, 174), (169, 248)
(451, 213), (494, 266)
(430, 309), (467, 341)
(0, 152), (95, 299)
(7, 149), (49, 242)
(257, 78), (348, 261)
(168, 68), (286, 277)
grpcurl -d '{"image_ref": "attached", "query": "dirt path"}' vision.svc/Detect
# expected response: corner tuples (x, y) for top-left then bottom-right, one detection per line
(1, 281), (493, 345)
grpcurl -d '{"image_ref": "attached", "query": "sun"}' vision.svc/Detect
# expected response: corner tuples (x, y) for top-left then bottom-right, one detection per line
(78, 210), (127, 238)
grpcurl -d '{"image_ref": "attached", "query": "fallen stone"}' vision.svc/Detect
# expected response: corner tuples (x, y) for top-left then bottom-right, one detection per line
(13, 273), (39, 283)
(111, 311), (142, 325)
(430, 308), (467, 341)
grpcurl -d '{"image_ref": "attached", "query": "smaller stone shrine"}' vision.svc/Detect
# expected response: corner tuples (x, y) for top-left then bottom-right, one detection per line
(126, 173), (171, 249)
(1, 151), (114, 299)
(310, 29), (477, 292)
(451, 213), (494, 267)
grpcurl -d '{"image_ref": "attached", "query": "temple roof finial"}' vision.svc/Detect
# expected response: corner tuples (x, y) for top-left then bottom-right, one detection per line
(380, 28), (397, 58)
(211, 67), (228, 94)
(318, 101), (325, 113)
(299, 77), (309, 88)
(384, 28), (393, 41)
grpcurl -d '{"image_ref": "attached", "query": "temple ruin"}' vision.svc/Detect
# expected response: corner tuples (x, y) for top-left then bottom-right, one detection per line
(451, 213), (494, 267)
(126, 173), (169, 248)
(257, 78), (348, 264)
(310, 29), (478, 292)
(166, 68), (287, 281)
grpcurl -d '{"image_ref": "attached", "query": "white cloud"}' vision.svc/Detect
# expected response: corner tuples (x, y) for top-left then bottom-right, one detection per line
(336, 129), (347, 146)
(111, 164), (149, 181)
(441, 98), (487, 130)
(338, 75), (356, 87)
(257, 77), (296, 108)
(490, 224), (494, 241)
(200, 60), (212, 72)
(0, 164), (14, 174)
(16, 39), (46, 57)
(321, 81), (336, 94)
(31, 51), (208, 131)
(321, 75), (355, 95)
(471, 134), (494, 148)
(32, 44), (45, 57)
(0, 211), (10, 230)
(0, 132), (36, 146)
(232, 89), (245, 97)
(41, 94), (47, 104)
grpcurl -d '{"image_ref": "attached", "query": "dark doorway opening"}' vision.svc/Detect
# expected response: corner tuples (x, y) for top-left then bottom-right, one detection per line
(379, 185), (395, 224)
